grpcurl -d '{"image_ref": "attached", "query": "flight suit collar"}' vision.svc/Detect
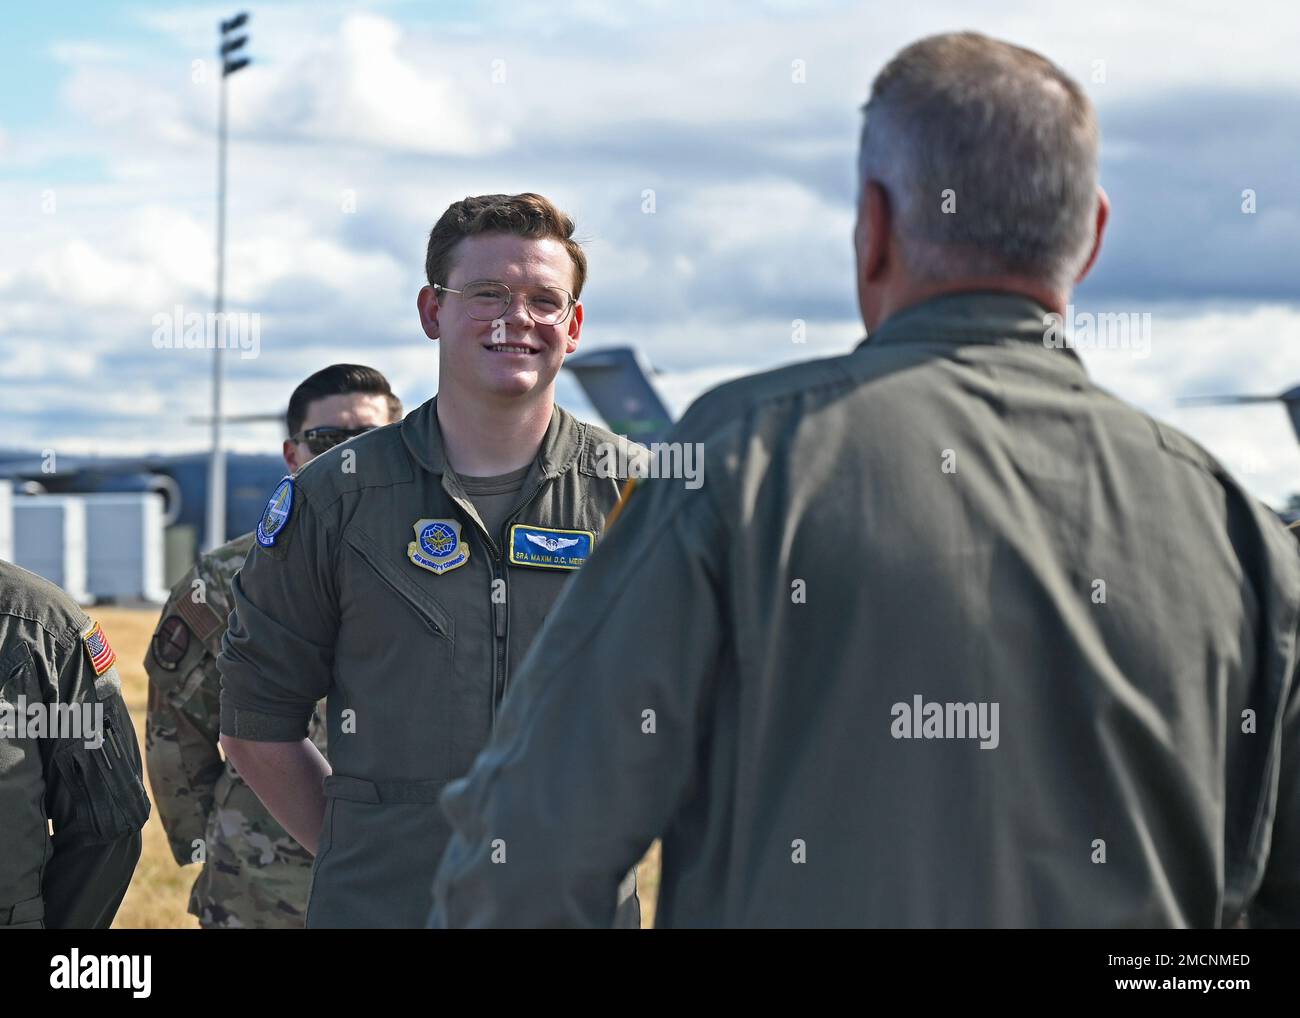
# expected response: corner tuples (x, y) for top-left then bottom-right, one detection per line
(861, 290), (1088, 372)
(400, 395), (586, 481)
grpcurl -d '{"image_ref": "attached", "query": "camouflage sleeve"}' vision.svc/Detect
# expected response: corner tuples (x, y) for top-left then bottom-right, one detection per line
(144, 577), (226, 868)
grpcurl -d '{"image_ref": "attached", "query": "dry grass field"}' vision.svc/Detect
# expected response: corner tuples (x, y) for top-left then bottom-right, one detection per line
(94, 606), (661, 929)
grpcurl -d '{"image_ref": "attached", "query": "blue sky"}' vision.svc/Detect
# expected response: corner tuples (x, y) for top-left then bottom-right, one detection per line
(2, 0), (1299, 505)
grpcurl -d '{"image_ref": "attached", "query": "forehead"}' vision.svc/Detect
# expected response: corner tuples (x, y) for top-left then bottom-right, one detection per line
(301, 392), (392, 431)
(447, 233), (575, 290)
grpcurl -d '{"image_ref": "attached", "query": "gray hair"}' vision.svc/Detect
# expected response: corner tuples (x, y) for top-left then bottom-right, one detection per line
(859, 32), (1100, 289)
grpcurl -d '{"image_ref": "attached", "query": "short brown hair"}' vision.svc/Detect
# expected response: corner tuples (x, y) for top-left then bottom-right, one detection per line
(424, 192), (587, 297)
(287, 364), (403, 439)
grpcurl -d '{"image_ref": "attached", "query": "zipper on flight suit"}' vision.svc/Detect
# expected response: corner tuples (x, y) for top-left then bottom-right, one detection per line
(452, 514), (508, 728)
(488, 555), (507, 726)
(454, 473), (551, 728)
(494, 476), (549, 711)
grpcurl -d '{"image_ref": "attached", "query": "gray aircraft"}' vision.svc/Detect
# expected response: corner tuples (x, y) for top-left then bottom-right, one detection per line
(1178, 385), (1300, 522)
(1178, 385), (1300, 445)
(564, 347), (675, 445)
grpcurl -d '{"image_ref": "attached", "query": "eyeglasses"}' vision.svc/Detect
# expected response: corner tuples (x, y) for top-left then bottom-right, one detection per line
(434, 280), (575, 326)
(291, 426), (376, 455)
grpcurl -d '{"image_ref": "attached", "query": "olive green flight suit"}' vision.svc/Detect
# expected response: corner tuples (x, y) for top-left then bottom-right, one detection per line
(431, 292), (1300, 928)
(218, 397), (643, 927)
(0, 560), (150, 928)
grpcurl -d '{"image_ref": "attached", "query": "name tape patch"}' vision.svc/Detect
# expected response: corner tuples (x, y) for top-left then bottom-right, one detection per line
(508, 524), (593, 571)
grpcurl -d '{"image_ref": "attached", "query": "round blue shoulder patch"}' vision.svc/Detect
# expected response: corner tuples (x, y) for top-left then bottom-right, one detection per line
(256, 476), (295, 547)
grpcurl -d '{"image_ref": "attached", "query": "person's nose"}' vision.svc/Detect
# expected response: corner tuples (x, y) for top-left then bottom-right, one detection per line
(501, 291), (535, 326)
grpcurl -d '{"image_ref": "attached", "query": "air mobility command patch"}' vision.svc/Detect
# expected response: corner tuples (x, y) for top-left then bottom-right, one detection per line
(408, 519), (470, 575)
(82, 620), (118, 677)
(508, 524), (593, 570)
(257, 476), (295, 547)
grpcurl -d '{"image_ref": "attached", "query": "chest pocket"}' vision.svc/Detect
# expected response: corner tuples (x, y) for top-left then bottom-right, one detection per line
(0, 643), (45, 921)
(50, 674), (151, 843)
(0, 642), (37, 701)
(343, 527), (455, 643)
(0, 642), (40, 778)
(0, 643), (43, 773)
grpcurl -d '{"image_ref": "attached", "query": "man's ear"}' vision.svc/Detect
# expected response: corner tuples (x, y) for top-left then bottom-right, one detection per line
(282, 439), (300, 473)
(860, 181), (892, 283)
(417, 285), (441, 341)
(564, 301), (583, 355)
(1074, 186), (1109, 286)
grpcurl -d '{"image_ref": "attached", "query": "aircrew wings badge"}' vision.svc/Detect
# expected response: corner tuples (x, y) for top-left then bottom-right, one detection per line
(508, 524), (593, 570)
(82, 620), (117, 677)
(257, 476), (295, 547)
(408, 518), (470, 575)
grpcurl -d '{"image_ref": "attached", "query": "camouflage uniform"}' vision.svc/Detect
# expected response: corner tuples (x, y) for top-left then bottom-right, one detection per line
(145, 532), (328, 928)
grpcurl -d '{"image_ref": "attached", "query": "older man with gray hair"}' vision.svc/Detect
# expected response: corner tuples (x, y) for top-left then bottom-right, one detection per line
(429, 32), (1300, 927)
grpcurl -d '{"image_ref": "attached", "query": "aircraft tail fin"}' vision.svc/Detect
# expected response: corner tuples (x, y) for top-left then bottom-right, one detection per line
(564, 347), (674, 444)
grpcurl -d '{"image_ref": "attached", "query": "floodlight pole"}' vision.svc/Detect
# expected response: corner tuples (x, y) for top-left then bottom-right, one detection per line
(206, 13), (250, 551)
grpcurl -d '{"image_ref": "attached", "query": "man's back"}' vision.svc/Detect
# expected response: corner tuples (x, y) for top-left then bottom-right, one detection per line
(432, 33), (1300, 929)
(646, 292), (1300, 926)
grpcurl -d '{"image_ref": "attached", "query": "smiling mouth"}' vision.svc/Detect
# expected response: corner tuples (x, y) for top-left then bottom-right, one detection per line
(484, 343), (540, 355)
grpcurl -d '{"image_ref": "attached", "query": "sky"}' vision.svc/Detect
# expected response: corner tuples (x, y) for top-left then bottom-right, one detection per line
(1, 0), (1298, 506)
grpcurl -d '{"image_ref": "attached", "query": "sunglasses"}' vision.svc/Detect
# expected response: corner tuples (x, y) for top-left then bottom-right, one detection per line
(291, 426), (376, 455)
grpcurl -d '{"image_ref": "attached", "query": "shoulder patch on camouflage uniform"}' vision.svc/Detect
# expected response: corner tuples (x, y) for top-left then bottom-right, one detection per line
(176, 591), (224, 643)
(151, 614), (191, 670)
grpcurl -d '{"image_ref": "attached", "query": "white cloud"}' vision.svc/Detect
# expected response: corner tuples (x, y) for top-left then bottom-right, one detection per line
(5, 0), (1299, 516)
(30, 238), (170, 311)
(233, 13), (509, 156)
(1076, 300), (1300, 508)
(0, 341), (98, 381)
(49, 41), (130, 64)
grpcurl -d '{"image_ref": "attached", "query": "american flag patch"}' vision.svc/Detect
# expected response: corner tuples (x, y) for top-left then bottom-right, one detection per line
(82, 621), (117, 676)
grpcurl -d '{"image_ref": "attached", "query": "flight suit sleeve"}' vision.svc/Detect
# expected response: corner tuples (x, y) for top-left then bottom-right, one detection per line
(430, 471), (727, 928)
(43, 623), (150, 929)
(1251, 635), (1300, 926)
(144, 587), (225, 867)
(219, 484), (340, 742)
